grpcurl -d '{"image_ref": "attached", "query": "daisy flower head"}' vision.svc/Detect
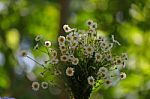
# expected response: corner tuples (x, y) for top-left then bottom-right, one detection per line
(51, 50), (57, 58)
(50, 58), (59, 65)
(58, 36), (66, 44)
(95, 53), (102, 62)
(104, 79), (112, 87)
(66, 34), (73, 42)
(70, 41), (78, 49)
(85, 46), (94, 55)
(63, 25), (73, 33)
(66, 67), (75, 76)
(120, 72), (126, 80)
(90, 22), (97, 30)
(87, 76), (95, 85)
(41, 82), (49, 89)
(60, 55), (68, 62)
(44, 41), (51, 47)
(72, 58), (79, 65)
(35, 35), (43, 41)
(73, 32), (79, 42)
(32, 82), (40, 91)
(59, 44), (66, 51)
(98, 67), (108, 74)
(86, 19), (93, 26)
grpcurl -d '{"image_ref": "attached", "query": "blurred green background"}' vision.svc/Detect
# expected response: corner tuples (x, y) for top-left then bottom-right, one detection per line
(0, 0), (150, 99)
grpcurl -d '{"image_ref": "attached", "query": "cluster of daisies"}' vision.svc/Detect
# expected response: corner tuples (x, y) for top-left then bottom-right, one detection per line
(21, 20), (127, 95)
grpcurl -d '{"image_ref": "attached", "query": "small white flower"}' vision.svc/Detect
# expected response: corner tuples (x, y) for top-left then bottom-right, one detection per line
(70, 41), (78, 49)
(73, 33), (79, 42)
(87, 76), (95, 85)
(60, 55), (68, 62)
(95, 53), (102, 62)
(66, 67), (74, 76)
(32, 82), (40, 91)
(72, 58), (79, 65)
(85, 46), (94, 55)
(58, 36), (65, 44)
(41, 82), (48, 89)
(66, 33), (73, 42)
(86, 19), (93, 26)
(51, 50), (57, 58)
(120, 72), (126, 80)
(104, 79), (112, 87)
(44, 41), (51, 47)
(90, 22), (97, 29)
(63, 25), (73, 32)
(98, 67), (108, 74)
(59, 44), (66, 51)
(35, 35), (43, 41)
(50, 58), (59, 64)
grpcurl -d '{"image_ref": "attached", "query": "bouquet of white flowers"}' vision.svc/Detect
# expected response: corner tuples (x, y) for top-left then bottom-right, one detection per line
(21, 20), (128, 99)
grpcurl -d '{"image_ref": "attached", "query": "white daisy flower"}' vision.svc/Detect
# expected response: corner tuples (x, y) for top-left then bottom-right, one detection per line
(72, 58), (79, 65)
(98, 67), (108, 74)
(95, 53), (102, 62)
(73, 33), (79, 42)
(44, 41), (51, 47)
(66, 67), (74, 76)
(41, 82), (48, 89)
(59, 44), (66, 51)
(66, 34), (73, 42)
(58, 36), (65, 44)
(35, 35), (43, 41)
(87, 76), (95, 85)
(63, 25), (73, 32)
(60, 55), (68, 62)
(86, 19), (93, 26)
(50, 58), (59, 65)
(68, 55), (74, 62)
(90, 22), (97, 29)
(120, 72), (126, 80)
(70, 41), (78, 49)
(51, 50), (57, 58)
(104, 79), (112, 87)
(32, 82), (40, 91)
(85, 46), (94, 55)
(61, 50), (68, 55)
